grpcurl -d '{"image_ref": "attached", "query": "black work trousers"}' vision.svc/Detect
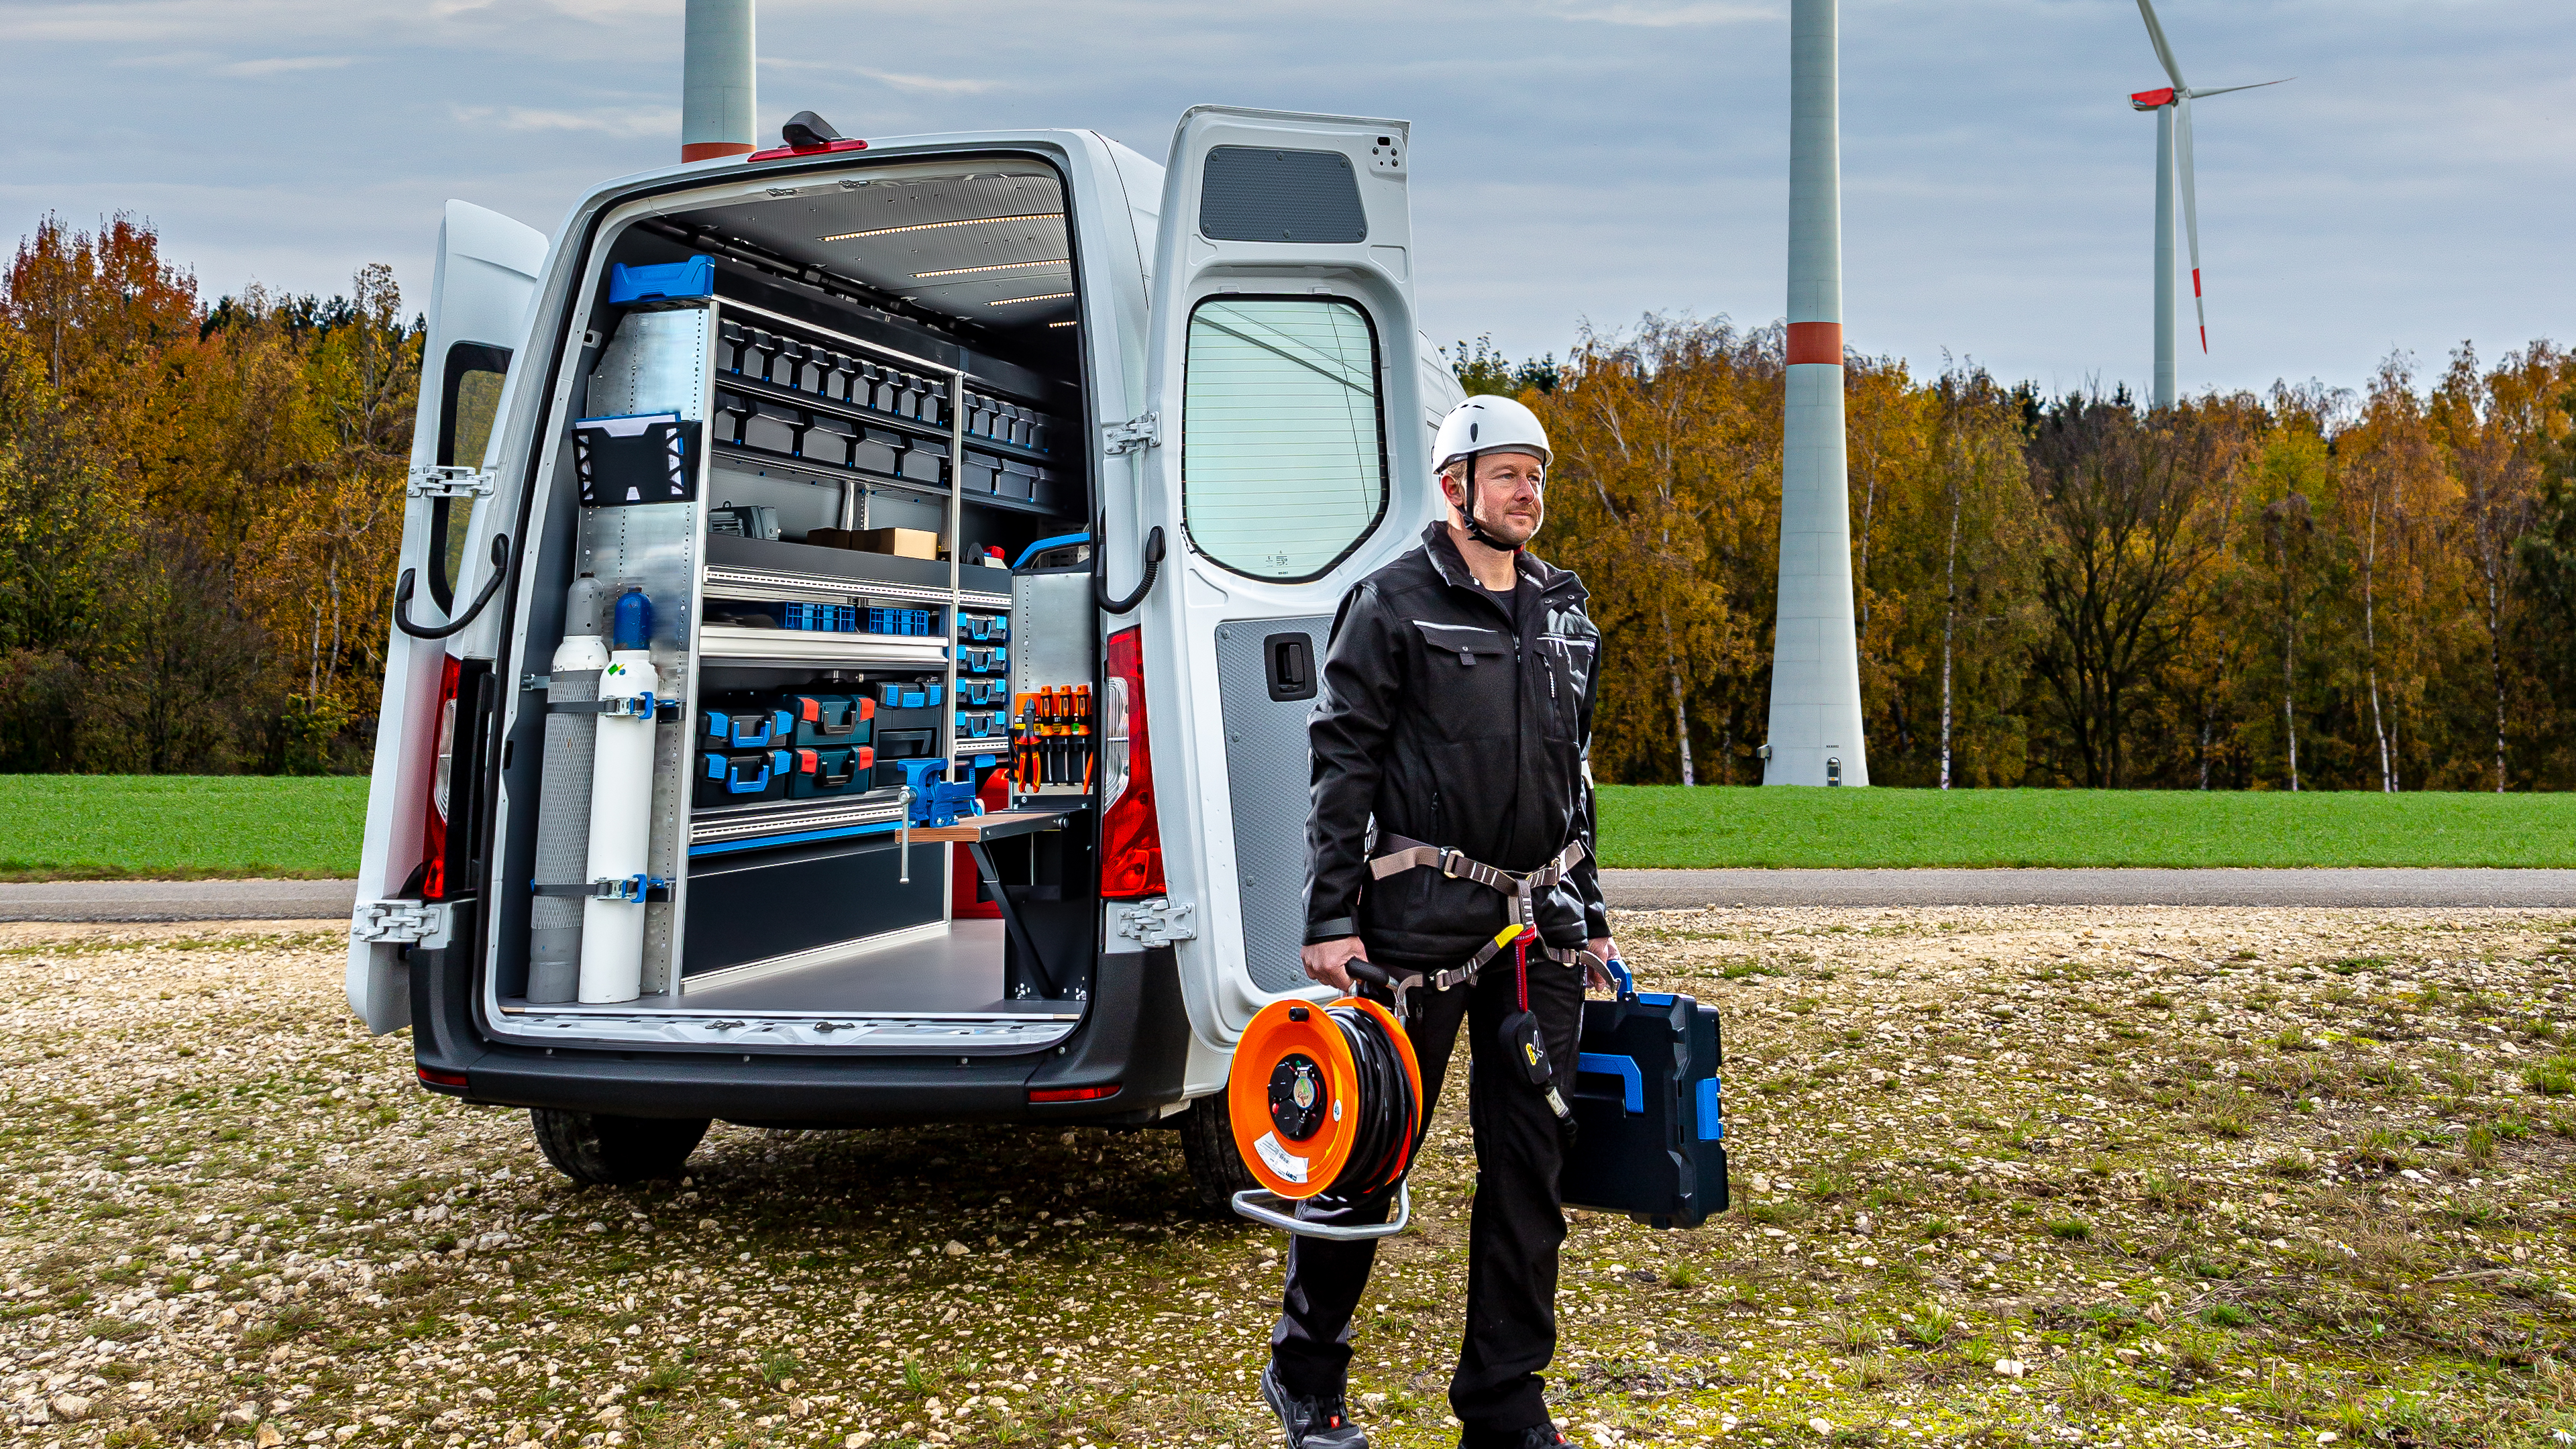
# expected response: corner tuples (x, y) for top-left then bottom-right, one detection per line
(1269, 943), (1586, 1435)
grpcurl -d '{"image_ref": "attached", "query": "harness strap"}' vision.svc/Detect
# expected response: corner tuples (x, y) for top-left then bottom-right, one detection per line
(1364, 832), (1593, 1007)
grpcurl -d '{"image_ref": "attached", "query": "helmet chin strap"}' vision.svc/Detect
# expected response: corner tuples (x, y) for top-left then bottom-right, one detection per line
(1450, 454), (1523, 554)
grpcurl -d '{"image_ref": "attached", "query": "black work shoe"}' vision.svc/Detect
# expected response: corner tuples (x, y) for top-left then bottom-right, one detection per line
(1260, 1362), (1368, 1449)
(1460, 1424), (1571, 1449)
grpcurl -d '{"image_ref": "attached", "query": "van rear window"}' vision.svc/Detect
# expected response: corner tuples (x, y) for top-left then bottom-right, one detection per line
(1179, 297), (1387, 582)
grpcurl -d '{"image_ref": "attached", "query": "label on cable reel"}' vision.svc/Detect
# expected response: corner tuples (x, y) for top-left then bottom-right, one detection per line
(1252, 1132), (1309, 1184)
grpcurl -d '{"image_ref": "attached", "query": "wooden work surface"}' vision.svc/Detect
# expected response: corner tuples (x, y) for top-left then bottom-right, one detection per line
(907, 809), (1072, 843)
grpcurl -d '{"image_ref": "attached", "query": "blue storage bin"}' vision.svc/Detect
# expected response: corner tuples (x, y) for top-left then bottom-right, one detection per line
(608, 255), (714, 306)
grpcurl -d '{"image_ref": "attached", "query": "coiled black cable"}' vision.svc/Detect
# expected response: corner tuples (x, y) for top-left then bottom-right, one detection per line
(1313, 1001), (1420, 1205)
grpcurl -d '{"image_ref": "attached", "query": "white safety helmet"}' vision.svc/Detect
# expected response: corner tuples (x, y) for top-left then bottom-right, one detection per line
(1433, 395), (1552, 477)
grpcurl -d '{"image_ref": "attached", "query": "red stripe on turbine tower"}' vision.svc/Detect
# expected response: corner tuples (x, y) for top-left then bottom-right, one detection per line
(1785, 322), (1843, 366)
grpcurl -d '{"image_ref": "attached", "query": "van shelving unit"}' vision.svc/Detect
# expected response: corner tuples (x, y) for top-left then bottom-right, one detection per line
(553, 276), (1078, 1004)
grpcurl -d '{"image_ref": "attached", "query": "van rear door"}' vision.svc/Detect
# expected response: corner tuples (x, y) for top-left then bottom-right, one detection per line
(1124, 107), (1434, 1036)
(347, 200), (547, 1033)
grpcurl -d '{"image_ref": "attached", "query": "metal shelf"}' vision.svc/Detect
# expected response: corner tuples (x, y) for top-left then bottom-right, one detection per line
(716, 371), (1059, 468)
(698, 623), (948, 668)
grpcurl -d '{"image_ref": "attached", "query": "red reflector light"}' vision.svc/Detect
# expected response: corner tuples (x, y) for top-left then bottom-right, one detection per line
(746, 138), (871, 162)
(417, 1065), (470, 1089)
(1028, 1084), (1119, 1104)
(419, 653), (463, 900)
(1099, 627), (1165, 900)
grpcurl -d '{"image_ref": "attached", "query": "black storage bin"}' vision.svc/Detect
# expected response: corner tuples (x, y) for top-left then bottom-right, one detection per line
(575, 413), (700, 507)
(786, 692), (872, 747)
(742, 400), (806, 458)
(696, 747), (790, 806)
(900, 436), (948, 484)
(1561, 988), (1728, 1229)
(869, 727), (935, 786)
(788, 744), (873, 799)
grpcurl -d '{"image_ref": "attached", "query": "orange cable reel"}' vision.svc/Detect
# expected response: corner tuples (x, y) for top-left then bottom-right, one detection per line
(1228, 972), (1426, 1215)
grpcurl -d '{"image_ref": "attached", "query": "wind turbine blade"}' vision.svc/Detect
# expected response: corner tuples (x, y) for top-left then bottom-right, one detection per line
(2135, 0), (2190, 91)
(2188, 78), (2294, 100)
(2176, 92), (2207, 353)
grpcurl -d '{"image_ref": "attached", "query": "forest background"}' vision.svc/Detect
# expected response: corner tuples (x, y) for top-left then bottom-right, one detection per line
(5, 213), (2575, 790)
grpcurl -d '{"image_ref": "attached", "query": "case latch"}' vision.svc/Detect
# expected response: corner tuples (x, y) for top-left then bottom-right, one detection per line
(1113, 898), (1196, 949)
(407, 465), (496, 499)
(351, 900), (448, 945)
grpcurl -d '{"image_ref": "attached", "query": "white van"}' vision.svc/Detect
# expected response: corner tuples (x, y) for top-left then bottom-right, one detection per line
(346, 107), (1460, 1199)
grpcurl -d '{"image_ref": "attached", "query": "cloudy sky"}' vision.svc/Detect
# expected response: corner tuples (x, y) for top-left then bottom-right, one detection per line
(3, 0), (2569, 400)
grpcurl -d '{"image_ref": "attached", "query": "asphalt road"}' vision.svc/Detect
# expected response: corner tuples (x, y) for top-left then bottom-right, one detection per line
(1599, 867), (2576, 910)
(9, 869), (2576, 922)
(0, 878), (362, 923)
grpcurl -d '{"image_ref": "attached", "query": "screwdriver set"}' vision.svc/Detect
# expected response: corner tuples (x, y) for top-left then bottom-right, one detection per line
(1011, 685), (1094, 794)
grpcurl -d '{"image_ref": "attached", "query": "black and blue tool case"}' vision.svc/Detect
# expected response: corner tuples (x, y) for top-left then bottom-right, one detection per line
(1562, 963), (1728, 1229)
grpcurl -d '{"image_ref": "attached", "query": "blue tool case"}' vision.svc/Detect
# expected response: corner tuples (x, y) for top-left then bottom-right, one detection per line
(1562, 983), (1727, 1229)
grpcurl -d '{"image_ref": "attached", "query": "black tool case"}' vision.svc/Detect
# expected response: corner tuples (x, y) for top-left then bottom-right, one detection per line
(1562, 987), (1727, 1228)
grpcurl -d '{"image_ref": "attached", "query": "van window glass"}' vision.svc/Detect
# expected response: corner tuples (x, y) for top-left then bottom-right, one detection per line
(1181, 298), (1385, 582)
(429, 342), (511, 609)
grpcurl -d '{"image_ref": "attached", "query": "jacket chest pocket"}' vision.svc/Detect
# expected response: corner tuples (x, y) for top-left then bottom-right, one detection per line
(1538, 635), (1593, 740)
(1411, 619), (1515, 741)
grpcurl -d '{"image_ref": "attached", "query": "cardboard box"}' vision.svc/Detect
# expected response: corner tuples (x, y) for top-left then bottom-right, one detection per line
(857, 527), (940, 560)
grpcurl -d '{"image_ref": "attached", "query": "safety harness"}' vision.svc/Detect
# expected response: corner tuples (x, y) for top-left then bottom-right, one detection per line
(1367, 833), (1591, 1123)
(1365, 833), (1591, 991)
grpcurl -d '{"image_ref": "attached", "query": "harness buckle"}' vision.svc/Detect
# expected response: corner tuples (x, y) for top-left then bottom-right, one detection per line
(1440, 848), (1466, 879)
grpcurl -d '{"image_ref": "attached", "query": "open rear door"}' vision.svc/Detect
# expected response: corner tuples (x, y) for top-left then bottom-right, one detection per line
(1121, 107), (1436, 1036)
(346, 200), (547, 1033)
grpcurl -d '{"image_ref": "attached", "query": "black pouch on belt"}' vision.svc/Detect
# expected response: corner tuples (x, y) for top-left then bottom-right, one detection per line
(1498, 931), (1574, 1125)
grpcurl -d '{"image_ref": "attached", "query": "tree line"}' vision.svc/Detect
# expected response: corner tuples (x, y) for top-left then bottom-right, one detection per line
(5, 214), (2571, 787)
(0, 215), (417, 773)
(1474, 318), (2576, 790)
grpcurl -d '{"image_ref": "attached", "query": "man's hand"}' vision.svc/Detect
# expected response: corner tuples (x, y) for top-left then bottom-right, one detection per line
(1584, 936), (1621, 994)
(1303, 936), (1369, 993)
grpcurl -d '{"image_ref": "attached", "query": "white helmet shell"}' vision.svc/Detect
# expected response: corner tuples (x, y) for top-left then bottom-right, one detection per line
(1434, 395), (1551, 475)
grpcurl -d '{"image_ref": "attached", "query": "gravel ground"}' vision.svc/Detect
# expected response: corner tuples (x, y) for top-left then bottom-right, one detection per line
(5, 908), (2573, 1449)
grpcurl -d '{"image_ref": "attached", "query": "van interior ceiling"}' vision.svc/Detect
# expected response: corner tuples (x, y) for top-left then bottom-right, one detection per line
(488, 156), (1102, 1054)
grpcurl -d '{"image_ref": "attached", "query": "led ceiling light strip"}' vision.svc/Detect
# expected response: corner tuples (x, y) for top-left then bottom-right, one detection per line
(818, 212), (1064, 243)
(987, 292), (1075, 307)
(911, 258), (1070, 279)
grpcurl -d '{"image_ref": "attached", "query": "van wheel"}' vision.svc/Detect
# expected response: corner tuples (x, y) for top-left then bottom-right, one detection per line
(1176, 1093), (1259, 1211)
(530, 1109), (710, 1185)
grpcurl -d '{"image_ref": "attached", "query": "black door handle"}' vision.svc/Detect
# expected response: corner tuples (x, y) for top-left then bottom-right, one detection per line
(1094, 525), (1165, 615)
(394, 533), (511, 640)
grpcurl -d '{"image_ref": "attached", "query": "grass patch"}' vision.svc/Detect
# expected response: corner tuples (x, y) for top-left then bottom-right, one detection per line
(1592, 786), (2576, 867)
(0, 775), (366, 880)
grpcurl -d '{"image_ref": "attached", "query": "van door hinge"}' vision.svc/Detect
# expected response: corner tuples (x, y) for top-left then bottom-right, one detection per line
(1113, 898), (1196, 949)
(1102, 413), (1161, 455)
(352, 900), (450, 946)
(408, 465), (496, 500)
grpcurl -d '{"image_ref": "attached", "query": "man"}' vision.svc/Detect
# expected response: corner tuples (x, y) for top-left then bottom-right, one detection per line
(1262, 395), (1615, 1449)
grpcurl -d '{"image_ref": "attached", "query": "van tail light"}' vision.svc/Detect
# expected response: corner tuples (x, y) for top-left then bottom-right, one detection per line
(419, 655), (462, 900)
(1028, 1083), (1119, 1104)
(1098, 626), (1165, 900)
(417, 1065), (470, 1090)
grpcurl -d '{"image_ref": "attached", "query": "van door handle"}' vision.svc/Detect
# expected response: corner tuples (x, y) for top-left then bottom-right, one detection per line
(394, 533), (511, 640)
(1094, 525), (1165, 615)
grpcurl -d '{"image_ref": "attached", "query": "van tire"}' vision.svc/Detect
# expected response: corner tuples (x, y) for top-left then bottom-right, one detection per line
(1176, 1093), (1258, 1210)
(530, 1108), (710, 1185)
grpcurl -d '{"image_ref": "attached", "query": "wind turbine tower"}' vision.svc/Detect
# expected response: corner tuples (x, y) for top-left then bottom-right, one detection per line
(1762, 0), (1868, 787)
(2129, 0), (2288, 409)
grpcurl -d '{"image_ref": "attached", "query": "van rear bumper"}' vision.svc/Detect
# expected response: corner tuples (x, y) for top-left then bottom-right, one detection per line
(407, 916), (1189, 1127)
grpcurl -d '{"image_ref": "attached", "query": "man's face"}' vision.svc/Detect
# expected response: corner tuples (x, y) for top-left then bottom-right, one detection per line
(1445, 451), (1546, 547)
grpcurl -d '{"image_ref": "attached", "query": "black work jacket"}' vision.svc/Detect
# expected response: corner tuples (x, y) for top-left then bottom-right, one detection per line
(1302, 521), (1609, 965)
